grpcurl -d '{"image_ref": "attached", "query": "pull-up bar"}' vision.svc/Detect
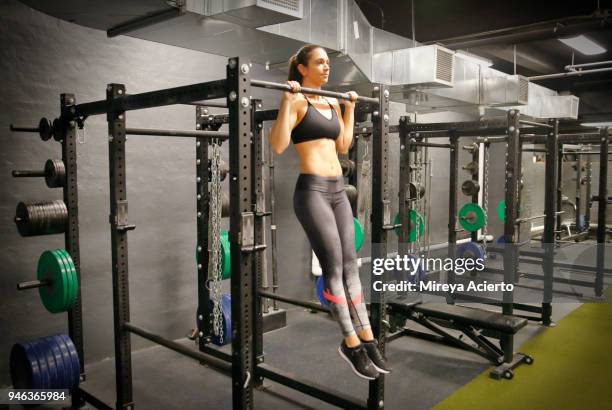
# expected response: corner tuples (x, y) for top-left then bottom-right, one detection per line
(250, 79), (381, 105)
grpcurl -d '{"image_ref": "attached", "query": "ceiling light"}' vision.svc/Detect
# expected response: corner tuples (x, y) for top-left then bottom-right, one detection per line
(455, 50), (493, 67)
(559, 35), (606, 55)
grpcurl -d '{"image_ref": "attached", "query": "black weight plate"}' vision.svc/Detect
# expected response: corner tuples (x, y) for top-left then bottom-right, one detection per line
(29, 203), (42, 235)
(15, 202), (31, 236)
(52, 118), (63, 141)
(39, 117), (52, 141)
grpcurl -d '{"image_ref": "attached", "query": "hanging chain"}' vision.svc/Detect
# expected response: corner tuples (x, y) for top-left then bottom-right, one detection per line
(209, 140), (224, 344)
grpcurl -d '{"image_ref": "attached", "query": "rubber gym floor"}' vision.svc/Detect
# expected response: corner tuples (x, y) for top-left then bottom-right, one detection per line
(9, 242), (611, 410)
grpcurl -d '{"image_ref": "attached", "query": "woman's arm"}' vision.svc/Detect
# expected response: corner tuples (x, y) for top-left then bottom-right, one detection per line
(269, 81), (301, 155)
(269, 100), (296, 155)
(335, 91), (357, 154)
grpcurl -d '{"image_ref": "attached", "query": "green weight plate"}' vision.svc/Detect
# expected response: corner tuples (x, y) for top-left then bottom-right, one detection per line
(55, 250), (77, 311)
(496, 200), (523, 222)
(394, 210), (425, 242)
(51, 250), (71, 311)
(459, 203), (486, 232)
(53, 250), (74, 311)
(37, 251), (68, 313)
(353, 217), (364, 252)
(220, 231), (231, 280)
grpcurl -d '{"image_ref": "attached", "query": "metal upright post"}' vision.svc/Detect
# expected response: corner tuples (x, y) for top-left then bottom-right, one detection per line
(500, 110), (521, 362)
(398, 117), (410, 261)
(471, 143), (479, 243)
(585, 157), (593, 227)
(447, 132), (459, 303)
(106, 83), (134, 410)
(503, 110), (521, 316)
(542, 120), (559, 326)
(61, 94), (85, 407)
(251, 99), (266, 385)
(195, 106), (212, 349)
(227, 57), (255, 410)
(556, 142), (564, 240)
(576, 150), (582, 232)
(368, 84), (389, 410)
(595, 128), (609, 297)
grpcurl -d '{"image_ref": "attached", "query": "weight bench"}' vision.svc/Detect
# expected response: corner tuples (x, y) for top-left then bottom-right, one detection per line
(386, 302), (533, 380)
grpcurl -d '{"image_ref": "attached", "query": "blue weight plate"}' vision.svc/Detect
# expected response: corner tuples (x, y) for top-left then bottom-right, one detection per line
(44, 336), (68, 389)
(26, 340), (50, 389)
(316, 276), (329, 306)
(58, 334), (80, 388)
(54, 334), (75, 389)
(9, 343), (37, 389)
(35, 338), (59, 389)
(220, 294), (232, 345)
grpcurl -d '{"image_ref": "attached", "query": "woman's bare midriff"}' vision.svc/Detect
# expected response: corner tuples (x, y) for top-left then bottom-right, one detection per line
(294, 138), (342, 177)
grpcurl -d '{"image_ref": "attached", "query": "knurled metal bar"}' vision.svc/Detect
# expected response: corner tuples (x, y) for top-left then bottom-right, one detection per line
(369, 84), (390, 410)
(125, 127), (228, 139)
(107, 83), (134, 410)
(542, 120), (559, 325)
(250, 79), (379, 104)
(227, 57), (255, 410)
(595, 128), (609, 297)
(61, 94), (85, 408)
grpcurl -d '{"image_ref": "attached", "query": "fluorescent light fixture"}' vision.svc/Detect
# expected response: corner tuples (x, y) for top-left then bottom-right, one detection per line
(581, 121), (612, 127)
(455, 50), (493, 67)
(559, 35), (606, 55)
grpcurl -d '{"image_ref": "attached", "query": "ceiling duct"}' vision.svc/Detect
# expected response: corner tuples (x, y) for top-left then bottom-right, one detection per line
(481, 71), (529, 107)
(197, 0), (303, 28)
(20, 0), (578, 118)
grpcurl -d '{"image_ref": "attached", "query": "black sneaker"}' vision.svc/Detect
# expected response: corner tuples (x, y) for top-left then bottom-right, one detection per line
(361, 339), (393, 374)
(338, 341), (380, 380)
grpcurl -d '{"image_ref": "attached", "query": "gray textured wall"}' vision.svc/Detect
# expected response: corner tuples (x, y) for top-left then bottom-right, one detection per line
(0, 0), (301, 386)
(0, 1), (461, 385)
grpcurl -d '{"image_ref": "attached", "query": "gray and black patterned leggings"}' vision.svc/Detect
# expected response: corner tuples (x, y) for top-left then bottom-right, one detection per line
(293, 173), (371, 338)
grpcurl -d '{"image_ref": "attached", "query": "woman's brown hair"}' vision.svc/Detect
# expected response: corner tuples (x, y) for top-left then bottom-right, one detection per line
(288, 44), (323, 84)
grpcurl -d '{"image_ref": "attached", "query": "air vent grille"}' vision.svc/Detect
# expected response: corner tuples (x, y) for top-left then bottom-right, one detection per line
(435, 48), (453, 83)
(260, 0), (300, 12)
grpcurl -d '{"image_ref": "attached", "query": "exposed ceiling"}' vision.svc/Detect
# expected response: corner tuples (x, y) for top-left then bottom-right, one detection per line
(356, 0), (612, 122)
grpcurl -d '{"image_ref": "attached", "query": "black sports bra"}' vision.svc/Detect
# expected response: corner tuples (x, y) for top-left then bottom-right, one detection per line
(290, 94), (341, 144)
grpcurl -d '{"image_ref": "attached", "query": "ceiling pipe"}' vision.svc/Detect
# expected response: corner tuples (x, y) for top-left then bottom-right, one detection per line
(425, 12), (611, 49)
(529, 66), (612, 81)
(565, 60), (612, 71)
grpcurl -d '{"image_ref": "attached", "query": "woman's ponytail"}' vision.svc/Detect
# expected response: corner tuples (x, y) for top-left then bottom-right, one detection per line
(287, 44), (321, 84)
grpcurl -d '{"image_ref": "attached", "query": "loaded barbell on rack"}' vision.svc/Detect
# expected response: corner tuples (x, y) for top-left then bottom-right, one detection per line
(12, 159), (67, 188)
(16, 250), (78, 313)
(14, 200), (68, 237)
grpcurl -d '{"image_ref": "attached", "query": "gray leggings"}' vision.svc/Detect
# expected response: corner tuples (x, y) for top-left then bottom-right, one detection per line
(293, 173), (371, 338)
